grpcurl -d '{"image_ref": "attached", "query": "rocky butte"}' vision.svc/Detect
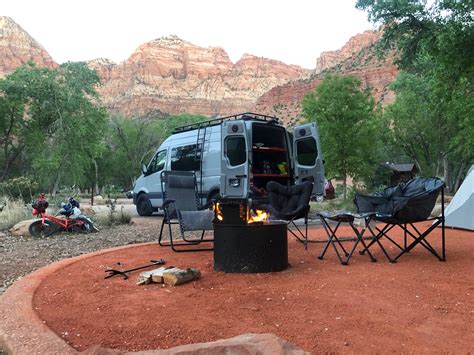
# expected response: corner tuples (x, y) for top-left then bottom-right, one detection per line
(0, 16), (56, 77)
(255, 29), (398, 125)
(91, 35), (310, 119)
(0, 17), (398, 124)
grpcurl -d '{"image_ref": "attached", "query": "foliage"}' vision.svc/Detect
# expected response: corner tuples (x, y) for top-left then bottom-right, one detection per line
(96, 206), (132, 227)
(0, 177), (39, 200)
(99, 113), (207, 190)
(356, 0), (474, 191)
(0, 62), (107, 192)
(302, 74), (379, 198)
(0, 196), (31, 230)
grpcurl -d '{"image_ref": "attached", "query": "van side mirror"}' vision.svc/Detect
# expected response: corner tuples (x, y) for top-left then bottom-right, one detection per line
(142, 164), (148, 175)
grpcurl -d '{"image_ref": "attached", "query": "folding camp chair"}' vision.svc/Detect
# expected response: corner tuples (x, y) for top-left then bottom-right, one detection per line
(354, 177), (445, 263)
(266, 181), (313, 249)
(158, 171), (214, 252)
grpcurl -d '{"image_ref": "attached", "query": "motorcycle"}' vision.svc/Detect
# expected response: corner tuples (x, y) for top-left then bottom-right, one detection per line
(29, 194), (99, 237)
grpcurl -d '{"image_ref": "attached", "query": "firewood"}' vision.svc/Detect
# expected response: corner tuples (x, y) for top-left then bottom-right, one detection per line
(162, 268), (201, 286)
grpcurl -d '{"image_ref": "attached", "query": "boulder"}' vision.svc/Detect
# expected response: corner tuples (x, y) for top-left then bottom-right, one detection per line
(80, 333), (309, 354)
(9, 219), (37, 237)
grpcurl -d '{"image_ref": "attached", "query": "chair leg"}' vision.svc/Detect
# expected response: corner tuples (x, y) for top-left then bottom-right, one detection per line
(318, 220), (351, 264)
(392, 219), (445, 262)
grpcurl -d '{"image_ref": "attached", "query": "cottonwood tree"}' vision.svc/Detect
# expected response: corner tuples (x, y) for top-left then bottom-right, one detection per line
(0, 62), (107, 192)
(100, 113), (207, 190)
(302, 74), (379, 198)
(356, 0), (474, 191)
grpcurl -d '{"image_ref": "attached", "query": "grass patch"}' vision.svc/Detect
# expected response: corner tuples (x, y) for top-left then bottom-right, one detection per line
(96, 206), (132, 227)
(0, 197), (32, 230)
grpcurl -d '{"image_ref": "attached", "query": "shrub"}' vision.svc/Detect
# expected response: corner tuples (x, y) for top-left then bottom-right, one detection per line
(0, 197), (31, 230)
(96, 206), (132, 227)
(0, 177), (39, 200)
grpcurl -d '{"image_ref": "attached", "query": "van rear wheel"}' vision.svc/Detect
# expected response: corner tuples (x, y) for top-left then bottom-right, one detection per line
(136, 195), (153, 216)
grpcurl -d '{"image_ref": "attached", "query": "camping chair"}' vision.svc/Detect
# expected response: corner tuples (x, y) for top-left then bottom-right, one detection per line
(158, 171), (214, 252)
(354, 177), (445, 263)
(266, 181), (313, 249)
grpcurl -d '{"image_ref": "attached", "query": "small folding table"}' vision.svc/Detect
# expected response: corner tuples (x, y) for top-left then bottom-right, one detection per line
(317, 212), (377, 265)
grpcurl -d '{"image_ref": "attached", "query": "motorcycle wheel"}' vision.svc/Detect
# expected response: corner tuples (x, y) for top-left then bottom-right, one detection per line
(28, 220), (58, 237)
(71, 217), (97, 234)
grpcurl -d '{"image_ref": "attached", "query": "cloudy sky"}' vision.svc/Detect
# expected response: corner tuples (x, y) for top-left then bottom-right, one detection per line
(3, 0), (374, 69)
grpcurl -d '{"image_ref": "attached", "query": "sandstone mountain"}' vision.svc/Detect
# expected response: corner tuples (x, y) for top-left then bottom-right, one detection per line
(255, 30), (398, 125)
(0, 16), (56, 77)
(0, 17), (398, 125)
(90, 35), (310, 119)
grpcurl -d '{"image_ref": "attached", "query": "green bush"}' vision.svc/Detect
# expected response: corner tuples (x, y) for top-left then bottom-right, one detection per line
(0, 177), (39, 200)
(96, 206), (132, 227)
(0, 197), (31, 230)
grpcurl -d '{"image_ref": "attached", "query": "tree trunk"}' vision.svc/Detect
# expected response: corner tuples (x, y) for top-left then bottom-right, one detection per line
(343, 174), (347, 200)
(93, 159), (99, 195)
(453, 160), (466, 193)
(443, 154), (450, 192)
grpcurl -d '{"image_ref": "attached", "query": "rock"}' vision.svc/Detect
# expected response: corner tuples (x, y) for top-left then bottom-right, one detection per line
(9, 219), (37, 237)
(79, 333), (309, 354)
(136, 267), (176, 285)
(90, 35), (309, 119)
(163, 267), (201, 286)
(80, 206), (96, 216)
(0, 16), (56, 78)
(255, 30), (398, 124)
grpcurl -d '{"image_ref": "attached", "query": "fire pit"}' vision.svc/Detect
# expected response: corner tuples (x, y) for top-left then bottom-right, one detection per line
(213, 199), (288, 273)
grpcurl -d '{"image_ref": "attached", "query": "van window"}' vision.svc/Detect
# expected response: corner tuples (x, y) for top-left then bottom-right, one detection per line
(148, 150), (167, 174)
(171, 144), (201, 171)
(226, 136), (246, 166)
(296, 138), (317, 166)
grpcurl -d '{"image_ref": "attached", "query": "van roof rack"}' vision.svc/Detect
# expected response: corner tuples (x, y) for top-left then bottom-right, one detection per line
(172, 112), (280, 134)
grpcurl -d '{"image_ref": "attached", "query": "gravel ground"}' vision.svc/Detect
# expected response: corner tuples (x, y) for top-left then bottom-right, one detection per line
(0, 216), (162, 295)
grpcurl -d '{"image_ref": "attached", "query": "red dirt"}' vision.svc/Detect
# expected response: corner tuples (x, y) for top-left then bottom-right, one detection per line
(33, 223), (473, 353)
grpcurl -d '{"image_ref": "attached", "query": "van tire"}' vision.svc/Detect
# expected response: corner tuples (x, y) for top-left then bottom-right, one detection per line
(136, 194), (153, 216)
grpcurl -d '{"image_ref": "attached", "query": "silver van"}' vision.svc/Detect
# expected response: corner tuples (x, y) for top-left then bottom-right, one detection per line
(131, 113), (325, 216)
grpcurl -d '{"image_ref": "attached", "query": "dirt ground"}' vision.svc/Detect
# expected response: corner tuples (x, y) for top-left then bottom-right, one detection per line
(31, 221), (473, 353)
(0, 214), (160, 295)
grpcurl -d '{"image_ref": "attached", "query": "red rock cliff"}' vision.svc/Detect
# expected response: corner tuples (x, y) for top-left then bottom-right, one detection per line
(0, 16), (56, 77)
(92, 35), (310, 118)
(255, 30), (398, 125)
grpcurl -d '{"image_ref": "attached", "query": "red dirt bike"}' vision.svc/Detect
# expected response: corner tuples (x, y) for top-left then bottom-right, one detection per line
(29, 194), (99, 237)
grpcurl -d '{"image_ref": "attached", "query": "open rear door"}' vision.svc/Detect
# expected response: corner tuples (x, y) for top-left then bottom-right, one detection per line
(292, 122), (325, 198)
(220, 121), (249, 198)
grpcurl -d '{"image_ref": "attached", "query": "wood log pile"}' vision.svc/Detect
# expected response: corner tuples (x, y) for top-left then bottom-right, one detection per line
(137, 267), (201, 286)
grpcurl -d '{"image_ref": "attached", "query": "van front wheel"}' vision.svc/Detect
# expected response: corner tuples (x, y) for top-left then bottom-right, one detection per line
(136, 195), (153, 216)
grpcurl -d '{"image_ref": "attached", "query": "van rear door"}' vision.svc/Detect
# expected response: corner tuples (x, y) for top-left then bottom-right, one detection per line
(292, 122), (325, 197)
(220, 121), (249, 198)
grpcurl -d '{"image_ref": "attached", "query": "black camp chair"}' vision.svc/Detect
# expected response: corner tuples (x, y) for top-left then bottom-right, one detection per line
(158, 171), (214, 252)
(354, 177), (445, 263)
(266, 181), (313, 249)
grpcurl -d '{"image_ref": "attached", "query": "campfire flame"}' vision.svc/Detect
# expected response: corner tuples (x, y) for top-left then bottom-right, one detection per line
(213, 202), (224, 221)
(247, 209), (268, 223)
(213, 201), (269, 224)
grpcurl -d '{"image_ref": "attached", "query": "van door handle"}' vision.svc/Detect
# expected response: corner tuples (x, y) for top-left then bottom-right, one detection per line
(235, 175), (247, 178)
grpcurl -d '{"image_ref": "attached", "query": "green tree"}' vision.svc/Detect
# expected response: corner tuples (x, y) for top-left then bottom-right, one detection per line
(100, 113), (207, 190)
(302, 74), (378, 198)
(0, 62), (107, 192)
(356, 0), (474, 191)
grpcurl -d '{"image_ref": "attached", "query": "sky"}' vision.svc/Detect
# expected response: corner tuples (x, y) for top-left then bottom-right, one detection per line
(2, 0), (374, 69)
